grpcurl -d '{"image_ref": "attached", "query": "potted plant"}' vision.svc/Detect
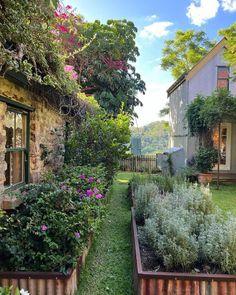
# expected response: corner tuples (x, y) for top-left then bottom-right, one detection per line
(195, 146), (218, 184)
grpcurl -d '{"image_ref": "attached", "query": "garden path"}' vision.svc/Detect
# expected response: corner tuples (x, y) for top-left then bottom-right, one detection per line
(77, 172), (134, 295)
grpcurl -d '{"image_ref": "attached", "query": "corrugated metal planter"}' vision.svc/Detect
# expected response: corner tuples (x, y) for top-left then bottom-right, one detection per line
(131, 208), (236, 295)
(0, 234), (93, 295)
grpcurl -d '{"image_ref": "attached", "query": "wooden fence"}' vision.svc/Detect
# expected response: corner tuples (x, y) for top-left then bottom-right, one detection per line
(119, 155), (158, 173)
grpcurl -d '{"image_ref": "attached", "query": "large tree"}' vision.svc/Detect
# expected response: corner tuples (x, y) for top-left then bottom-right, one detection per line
(54, 6), (145, 116)
(219, 22), (236, 79)
(161, 30), (216, 79)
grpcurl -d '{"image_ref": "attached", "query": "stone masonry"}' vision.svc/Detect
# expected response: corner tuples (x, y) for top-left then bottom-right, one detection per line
(0, 77), (65, 194)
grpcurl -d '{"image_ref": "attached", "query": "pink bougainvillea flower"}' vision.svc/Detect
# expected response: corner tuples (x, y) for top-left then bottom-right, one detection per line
(69, 37), (75, 43)
(70, 72), (78, 80)
(64, 65), (74, 73)
(93, 187), (99, 194)
(57, 25), (68, 33)
(60, 13), (68, 19)
(95, 194), (103, 199)
(54, 11), (60, 17)
(86, 189), (94, 197)
(66, 5), (72, 9)
(75, 232), (81, 239)
(41, 224), (48, 232)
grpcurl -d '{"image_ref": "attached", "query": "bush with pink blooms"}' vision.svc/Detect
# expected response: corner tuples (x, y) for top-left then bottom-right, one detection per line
(0, 166), (108, 272)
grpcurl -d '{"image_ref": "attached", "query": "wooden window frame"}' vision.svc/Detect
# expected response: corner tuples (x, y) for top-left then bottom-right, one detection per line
(217, 66), (229, 90)
(0, 96), (34, 191)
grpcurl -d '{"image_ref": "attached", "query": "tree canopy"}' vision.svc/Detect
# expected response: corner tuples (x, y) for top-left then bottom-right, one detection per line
(219, 22), (236, 80)
(0, 2), (145, 117)
(53, 5), (145, 116)
(161, 30), (216, 79)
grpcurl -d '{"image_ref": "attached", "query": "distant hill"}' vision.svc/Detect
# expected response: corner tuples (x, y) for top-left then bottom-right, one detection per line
(131, 121), (170, 155)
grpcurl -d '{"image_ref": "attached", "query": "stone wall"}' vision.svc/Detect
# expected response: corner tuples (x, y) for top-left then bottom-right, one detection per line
(0, 77), (65, 194)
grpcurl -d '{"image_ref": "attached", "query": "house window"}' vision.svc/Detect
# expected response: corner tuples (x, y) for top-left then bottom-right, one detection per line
(4, 108), (28, 188)
(217, 66), (229, 90)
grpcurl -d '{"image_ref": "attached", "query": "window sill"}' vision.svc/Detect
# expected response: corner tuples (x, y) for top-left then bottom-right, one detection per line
(0, 196), (22, 211)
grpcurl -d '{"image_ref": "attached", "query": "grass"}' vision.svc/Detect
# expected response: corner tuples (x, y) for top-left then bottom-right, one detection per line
(77, 172), (135, 295)
(211, 183), (236, 216)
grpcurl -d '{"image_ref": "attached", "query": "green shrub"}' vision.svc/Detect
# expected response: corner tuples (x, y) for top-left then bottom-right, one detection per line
(135, 181), (236, 273)
(130, 173), (180, 195)
(195, 146), (218, 173)
(199, 216), (236, 273)
(145, 209), (198, 271)
(0, 166), (108, 272)
(135, 183), (159, 224)
(65, 111), (131, 182)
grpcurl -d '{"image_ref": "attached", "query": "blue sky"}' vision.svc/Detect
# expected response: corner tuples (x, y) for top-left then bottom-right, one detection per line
(64, 0), (236, 126)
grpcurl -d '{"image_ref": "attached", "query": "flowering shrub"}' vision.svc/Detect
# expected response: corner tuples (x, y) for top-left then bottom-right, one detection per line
(0, 166), (108, 272)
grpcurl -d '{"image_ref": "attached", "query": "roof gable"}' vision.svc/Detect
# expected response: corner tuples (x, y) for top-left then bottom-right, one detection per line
(167, 38), (226, 96)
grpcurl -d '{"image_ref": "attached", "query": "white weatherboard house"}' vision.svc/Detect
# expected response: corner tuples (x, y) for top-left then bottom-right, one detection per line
(167, 39), (236, 176)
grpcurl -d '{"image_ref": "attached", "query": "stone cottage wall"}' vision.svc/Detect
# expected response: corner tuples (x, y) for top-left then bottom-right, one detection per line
(0, 77), (65, 194)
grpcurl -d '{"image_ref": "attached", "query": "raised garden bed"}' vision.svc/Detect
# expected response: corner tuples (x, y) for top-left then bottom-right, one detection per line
(131, 208), (236, 295)
(0, 234), (93, 295)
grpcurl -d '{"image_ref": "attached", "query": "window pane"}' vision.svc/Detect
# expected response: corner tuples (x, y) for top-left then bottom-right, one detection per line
(12, 151), (23, 184)
(15, 113), (26, 148)
(218, 67), (229, 79)
(5, 111), (15, 148)
(217, 79), (228, 89)
(4, 152), (11, 187)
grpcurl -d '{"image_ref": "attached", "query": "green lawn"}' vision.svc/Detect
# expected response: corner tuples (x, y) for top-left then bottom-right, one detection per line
(77, 172), (135, 295)
(211, 183), (236, 216)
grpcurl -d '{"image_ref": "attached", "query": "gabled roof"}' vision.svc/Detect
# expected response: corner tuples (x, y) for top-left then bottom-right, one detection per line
(167, 38), (226, 96)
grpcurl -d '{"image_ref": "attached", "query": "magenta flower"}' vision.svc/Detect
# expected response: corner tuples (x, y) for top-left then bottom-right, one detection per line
(88, 177), (94, 182)
(86, 189), (94, 197)
(71, 72), (78, 80)
(57, 25), (68, 33)
(66, 5), (72, 9)
(80, 174), (86, 180)
(64, 65), (74, 73)
(75, 232), (81, 239)
(77, 188), (80, 193)
(41, 224), (48, 232)
(95, 194), (103, 199)
(93, 187), (99, 194)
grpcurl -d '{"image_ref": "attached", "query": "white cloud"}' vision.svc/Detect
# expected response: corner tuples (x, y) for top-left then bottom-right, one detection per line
(140, 21), (174, 39)
(134, 81), (173, 127)
(145, 14), (158, 22)
(186, 0), (220, 26)
(221, 0), (236, 11)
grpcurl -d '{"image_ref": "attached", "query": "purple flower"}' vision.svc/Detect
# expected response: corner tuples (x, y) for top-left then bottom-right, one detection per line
(95, 194), (103, 199)
(88, 177), (94, 182)
(86, 189), (94, 197)
(93, 187), (99, 194)
(77, 188), (80, 193)
(80, 174), (86, 180)
(41, 224), (48, 232)
(75, 232), (81, 239)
